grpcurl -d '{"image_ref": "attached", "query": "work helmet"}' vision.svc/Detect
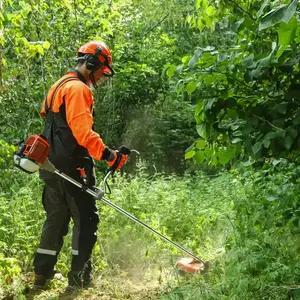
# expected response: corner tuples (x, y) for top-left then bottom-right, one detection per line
(76, 41), (114, 78)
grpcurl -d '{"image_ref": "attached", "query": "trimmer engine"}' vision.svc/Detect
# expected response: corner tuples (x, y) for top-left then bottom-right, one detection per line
(14, 135), (50, 173)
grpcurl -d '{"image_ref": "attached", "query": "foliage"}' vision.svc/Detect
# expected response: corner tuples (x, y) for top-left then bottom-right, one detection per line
(0, 139), (16, 190)
(166, 0), (300, 166)
(161, 162), (300, 300)
(1, 0), (197, 173)
(0, 165), (235, 298)
(1, 0), (300, 299)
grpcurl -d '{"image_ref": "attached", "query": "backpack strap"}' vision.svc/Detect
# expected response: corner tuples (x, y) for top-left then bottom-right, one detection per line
(45, 76), (79, 113)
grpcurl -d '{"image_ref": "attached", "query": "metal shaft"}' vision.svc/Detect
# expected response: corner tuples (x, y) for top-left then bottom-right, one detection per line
(53, 170), (207, 265)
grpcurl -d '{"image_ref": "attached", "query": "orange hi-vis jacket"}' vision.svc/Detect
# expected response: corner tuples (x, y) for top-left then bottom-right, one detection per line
(41, 71), (106, 160)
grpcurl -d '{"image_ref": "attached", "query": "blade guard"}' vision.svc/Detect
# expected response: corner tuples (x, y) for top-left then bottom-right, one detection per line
(14, 135), (50, 174)
(177, 257), (205, 273)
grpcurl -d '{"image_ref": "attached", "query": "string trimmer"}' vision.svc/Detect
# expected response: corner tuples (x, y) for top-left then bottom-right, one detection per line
(14, 134), (209, 273)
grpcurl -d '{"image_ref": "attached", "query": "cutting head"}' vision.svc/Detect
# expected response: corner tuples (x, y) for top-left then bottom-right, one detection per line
(177, 257), (208, 273)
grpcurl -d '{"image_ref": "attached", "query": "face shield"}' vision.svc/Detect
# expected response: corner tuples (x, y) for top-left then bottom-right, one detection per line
(89, 65), (114, 89)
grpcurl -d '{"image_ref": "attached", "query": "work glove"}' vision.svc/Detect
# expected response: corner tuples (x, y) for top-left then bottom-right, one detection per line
(101, 147), (128, 170)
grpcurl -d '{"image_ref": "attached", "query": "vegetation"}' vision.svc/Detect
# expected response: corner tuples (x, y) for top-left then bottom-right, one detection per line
(1, 0), (300, 299)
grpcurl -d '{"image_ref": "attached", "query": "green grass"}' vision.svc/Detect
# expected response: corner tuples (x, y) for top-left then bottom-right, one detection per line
(1, 157), (300, 299)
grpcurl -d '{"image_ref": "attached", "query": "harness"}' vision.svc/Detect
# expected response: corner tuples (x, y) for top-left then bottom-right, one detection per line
(41, 75), (94, 185)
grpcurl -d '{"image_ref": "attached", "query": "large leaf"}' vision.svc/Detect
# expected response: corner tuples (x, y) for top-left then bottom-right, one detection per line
(257, 0), (272, 18)
(196, 123), (208, 139)
(252, 142), (262, 155)
(186, 81), (197, 94)
(259, 0), (298, 31)
(278, 17), (298, 47)
(188, 49), (203, 69)
(259, 4), (287, 31)
(282, 0), (299, 23)
(194, 150), (205, 163)
(166, 64), (176, 78)
(284, 135), (294, 149)
(185, 150), (195, 159)
(196, 139), (206, 149)
(218, 148), (235, 166)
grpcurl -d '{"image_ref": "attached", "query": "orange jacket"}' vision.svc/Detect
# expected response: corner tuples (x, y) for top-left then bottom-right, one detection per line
(41, 71), (106, 160)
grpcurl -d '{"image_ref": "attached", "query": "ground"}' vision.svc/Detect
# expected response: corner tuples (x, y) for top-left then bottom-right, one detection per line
(11, 259), (180, 300)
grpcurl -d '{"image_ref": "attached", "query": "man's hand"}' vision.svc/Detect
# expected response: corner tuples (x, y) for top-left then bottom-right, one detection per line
(101, 147), (128, 170)
(107, 151), (128, 170)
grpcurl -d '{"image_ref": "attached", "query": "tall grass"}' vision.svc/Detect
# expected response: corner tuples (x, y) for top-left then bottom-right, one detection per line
(2, 142), (299, 299)
(0, 158), (237, 298)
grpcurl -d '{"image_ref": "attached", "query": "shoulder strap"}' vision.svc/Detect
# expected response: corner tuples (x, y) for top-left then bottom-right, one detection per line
(45, 76), (79, 113)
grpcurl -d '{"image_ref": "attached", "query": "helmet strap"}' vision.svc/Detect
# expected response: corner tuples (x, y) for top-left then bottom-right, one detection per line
(89, 71), (97, 89)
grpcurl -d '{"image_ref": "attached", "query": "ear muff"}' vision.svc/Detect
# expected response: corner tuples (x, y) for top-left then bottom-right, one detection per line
(86, 46), (103, 70)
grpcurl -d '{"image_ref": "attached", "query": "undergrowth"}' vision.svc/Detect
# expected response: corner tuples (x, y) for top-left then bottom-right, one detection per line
(1, 140), (300, 299)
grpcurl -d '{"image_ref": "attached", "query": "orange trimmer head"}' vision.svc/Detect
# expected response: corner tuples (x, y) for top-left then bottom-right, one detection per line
(177, 257), (209, 273)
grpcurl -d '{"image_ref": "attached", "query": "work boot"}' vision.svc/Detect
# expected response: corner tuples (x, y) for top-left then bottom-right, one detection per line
(66, 271), (94, 292)
(33, 269), (58, 290)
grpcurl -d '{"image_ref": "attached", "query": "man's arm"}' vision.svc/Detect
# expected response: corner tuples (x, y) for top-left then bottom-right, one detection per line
(65, 83), (106, 160)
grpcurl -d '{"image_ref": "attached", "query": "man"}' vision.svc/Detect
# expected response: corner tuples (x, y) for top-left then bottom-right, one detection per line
(33, 41), (128, 290)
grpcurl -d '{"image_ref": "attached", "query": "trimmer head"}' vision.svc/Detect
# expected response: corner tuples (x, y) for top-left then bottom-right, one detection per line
(177, 257), (208, 273)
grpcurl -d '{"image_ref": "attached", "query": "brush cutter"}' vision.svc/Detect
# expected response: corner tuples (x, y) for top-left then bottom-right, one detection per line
(14, 134), (209, 273)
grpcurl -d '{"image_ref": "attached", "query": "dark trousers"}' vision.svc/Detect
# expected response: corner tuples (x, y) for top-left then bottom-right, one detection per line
(33, 170), (99, 284)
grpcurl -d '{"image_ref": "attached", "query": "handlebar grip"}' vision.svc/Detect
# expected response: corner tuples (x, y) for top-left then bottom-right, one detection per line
(119, 145), (131, 155)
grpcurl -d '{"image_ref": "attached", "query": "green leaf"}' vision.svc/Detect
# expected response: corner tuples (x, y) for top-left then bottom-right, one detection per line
(43, 41), (50, 49)
(252, 142), (262, 155)
(206, 6), (214, 16)
(266, 194), (277, 201)
(232, 138), (242, 144)
(232, 18), (245, 32)
(276, 45), (287, 58)
(218, 148), (235, 166)
(286, 126), (298, 139)
(278, 17), (298, 46)
(166, 65), (176, 78)
(262, 139), (270, 148)
(185, 150), (195, 159)
(201, 0), (209, 9)
(195, 150), (205, 163)
(292, 112), (300, 125)
(259, 4), (287, 31)
(275, 102), (288, 114)
(196, 123), (208, 139)
(197, 18), (205, 31)
(257, 0), (272, 18)
(243, 54), (256, 68)
(195, 101), (204, 116)
(204, 98), (215, 111)
(284, 135), (294, 149)
(186, 81), (197, 94)
(36, 45), (44, 55)
(175, 64), (184, 75)
(282, 0), (299, 23)
(196, 140), (206, 149)
(188, 49), (203, 68)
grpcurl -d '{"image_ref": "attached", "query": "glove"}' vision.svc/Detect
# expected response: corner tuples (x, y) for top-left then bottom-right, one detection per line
(101, 147), (128, 170)
(107, 152), (128, 170)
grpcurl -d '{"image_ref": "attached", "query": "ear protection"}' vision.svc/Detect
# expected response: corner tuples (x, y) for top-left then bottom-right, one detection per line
(85, 46), (103, 70)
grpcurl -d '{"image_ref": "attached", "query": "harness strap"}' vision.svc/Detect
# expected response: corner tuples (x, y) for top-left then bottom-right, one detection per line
(45, 76), (79, 113)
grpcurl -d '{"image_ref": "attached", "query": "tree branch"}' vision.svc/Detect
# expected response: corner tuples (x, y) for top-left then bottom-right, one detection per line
(252, 113), (284, 131)
(141, 13), (170, 39)
(226, 0), (256, 20)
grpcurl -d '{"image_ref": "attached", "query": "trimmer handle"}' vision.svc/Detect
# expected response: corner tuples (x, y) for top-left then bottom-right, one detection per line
(118, 145), (131, 156)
